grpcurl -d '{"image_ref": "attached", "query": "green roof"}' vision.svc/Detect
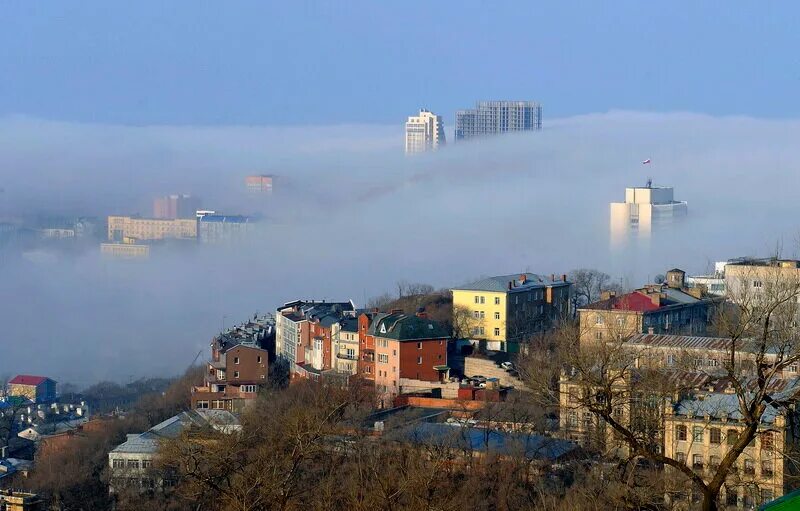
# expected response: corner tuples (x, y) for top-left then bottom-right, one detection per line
(760, 488), (800, 510)
(369, 313), (450, 341)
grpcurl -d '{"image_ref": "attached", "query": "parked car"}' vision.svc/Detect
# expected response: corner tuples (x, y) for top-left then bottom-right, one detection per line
(500, 361), (514, 370)
(472, 375), (486, 382)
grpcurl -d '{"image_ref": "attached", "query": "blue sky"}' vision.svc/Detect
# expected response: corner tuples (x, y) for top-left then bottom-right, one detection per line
(1, 1), (798, 125)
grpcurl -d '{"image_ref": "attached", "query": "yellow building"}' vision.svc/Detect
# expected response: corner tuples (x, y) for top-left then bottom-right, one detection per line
(0, 490), (44, 511)
(451, 273), (571, 351)
(100, 242), (150, 258)
(107, 216), (196, 241)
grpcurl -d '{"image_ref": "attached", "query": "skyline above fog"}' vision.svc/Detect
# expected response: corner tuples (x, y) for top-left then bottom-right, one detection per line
(1, 110), (799, 385)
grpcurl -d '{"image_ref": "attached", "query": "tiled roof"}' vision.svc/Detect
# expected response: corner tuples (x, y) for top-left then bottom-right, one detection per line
(581, 292), (660, 312)
(9, 375), (51, 386)
(453, 273), (568, 293)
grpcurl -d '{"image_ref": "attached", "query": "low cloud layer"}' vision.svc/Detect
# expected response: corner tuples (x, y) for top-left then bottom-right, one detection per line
(1, 111), (798, 385)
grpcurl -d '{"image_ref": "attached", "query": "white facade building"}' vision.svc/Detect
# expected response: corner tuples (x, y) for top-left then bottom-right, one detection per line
(610, 184), (687, 246)
(405, 109), (445, 154)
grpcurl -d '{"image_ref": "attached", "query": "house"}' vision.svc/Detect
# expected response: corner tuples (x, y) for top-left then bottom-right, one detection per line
(108, 409), (240, 493)
(0, 489), (43, 511)
(451, 273), (571, 351)
(369, 310), (450, 406)
(7, 376), (56, 404)
(191, 314), (274, 412)
(275, 300), (355, 376)
(578, 269), (719, 345)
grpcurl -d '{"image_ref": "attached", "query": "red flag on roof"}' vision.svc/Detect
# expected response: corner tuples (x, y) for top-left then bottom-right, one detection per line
(642, 159), (651, 164)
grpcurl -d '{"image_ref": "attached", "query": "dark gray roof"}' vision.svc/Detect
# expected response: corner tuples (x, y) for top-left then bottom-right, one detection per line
(453, 273), (568, 293)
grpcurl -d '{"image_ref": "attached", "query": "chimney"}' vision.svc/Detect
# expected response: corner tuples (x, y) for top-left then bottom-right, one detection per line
(601, 290), (617, 300)
(551, 274), (555, 282)
(508, 281), (513, 290)
(519, 274), (527, 285)
(562, 274), (567, 282)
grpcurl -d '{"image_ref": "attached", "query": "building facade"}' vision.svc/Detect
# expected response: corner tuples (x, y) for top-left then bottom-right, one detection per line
(100, 241), (150, 258)
(405, 109), (445, 153)
(369, 311), (450, 405)
(455, 101), (542, 141)
(197, 214), (255, 244)
(246, 175), (273, 193)
(332, 318), (359, 375)
(191, 315), (274, 412)
(7, 376), (56, 404)
(107, 216), (197, 242)
(452, 273), (571, 351)
(153, 194), (201, 219)
(610, 184), (688, 246)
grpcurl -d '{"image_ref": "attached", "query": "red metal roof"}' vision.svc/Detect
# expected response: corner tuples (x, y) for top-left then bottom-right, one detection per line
(8, 375), (50, 386)
(583, 292), (659, 312)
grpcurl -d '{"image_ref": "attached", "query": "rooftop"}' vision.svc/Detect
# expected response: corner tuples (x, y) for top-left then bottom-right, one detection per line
(368, 313), (450, 341)
(453, 273), (569, 293)
(8, 375), (53, 386)
(111, 410), (240, 455)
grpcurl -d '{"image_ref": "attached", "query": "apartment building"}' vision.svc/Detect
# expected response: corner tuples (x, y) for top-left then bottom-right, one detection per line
(358, 311), (379, 381)
(107, 216), (197, 241)
(370, 310), (450, 406)
(725, 258), (800, 302)
(191, 315), (274, 412)
(455, 100), (542, 140)
(452, 273), (571, 351)
(100, 241), (150, 258)
(578, 269), (719, 345)
(152, 194), (201, 219)
(275, 300), (356, 375)
(333, 318), (359, 376)
(610, 183), (688, 247)
(405, 109), (445, 153)
(663, 380), (800, 508)
(196, 213), (255, 244)
(7, 376), (56, 404)
(245, 175), (273, 193)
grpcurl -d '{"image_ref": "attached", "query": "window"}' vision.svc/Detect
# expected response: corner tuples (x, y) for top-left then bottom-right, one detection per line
(479, 311), (485, 319)
(494, 297), (500, 305)
(753, 280), (763, 288)
(474, 295), (479, 304)
(127, 459), (140, 469)
(667, 354), (677, 366)
(473, 311), (480, 319)
(676, 452), (685, 464)
(710, 428), (721, 444)
(479, 327), (485, 335)
(567, 412), (578, 427)
(692, 454), (703, 470)
(726, 489), (738, 506)
(762, 460), (774, 477)
(744, 459), (754, 475)
(233, 371), (239, 378)
(595, 331), (603, 340)
(494, 312), (500, 320)
(417, 356), (422, 365)
(257, 356), (262, 363)
(595, 315), (604, 325)
(112, 458), (125, 468)
(693, 426), (703, 442)
(234, 357), (240, 364)
(727, 429), (739, 445)
(142, 460), (153, 469)
(494, 328), (500, 336)
(197, 400), (209, 409)
(617, 317), (624, 326)
(761, 432), (774, 451)
(676, 425), (687, 441)
(480, 296), (485, 304)
(762, 490), (774, 503)
(709, 455), (720, 469)
(378, 354), (389, 363)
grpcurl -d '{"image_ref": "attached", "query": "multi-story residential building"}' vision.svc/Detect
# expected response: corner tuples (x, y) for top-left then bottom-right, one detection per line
(245, 175), (273, 193)
(196, 213), (255, 244)
(451, 273), (571, 351)
(405, 109), (445, 153)
(610, 182), (688, 247)
(578, 269), (719, 345)
(370, 310), (450, 406)
(275, 300), (356, 376)
(107, 216), (197, 242)
(663, 381), (800, 508)
(725, 258), (800, 301)
(455, 100), (542, 141)
(0, 489), (43, 511)
(109, 409), (240, 493)
(333, 318), (359, 375)
(153, 194), (201, 220)
(191, 315), (274, 412)
(7, 376), (56, 404)
(358, 311), (379, 381)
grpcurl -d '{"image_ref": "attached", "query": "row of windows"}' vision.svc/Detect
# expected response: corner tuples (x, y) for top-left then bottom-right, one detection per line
(676, 426), (773, 449)
(112, 458), (153, 469)
(675, 452), (774, 476)
(474, 310), (503, 320)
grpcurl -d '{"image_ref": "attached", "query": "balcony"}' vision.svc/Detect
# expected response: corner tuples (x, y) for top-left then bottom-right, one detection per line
(336, 353), (358, 361)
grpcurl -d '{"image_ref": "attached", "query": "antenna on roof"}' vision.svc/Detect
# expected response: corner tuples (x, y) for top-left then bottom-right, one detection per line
(646, 177), (652, 189)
